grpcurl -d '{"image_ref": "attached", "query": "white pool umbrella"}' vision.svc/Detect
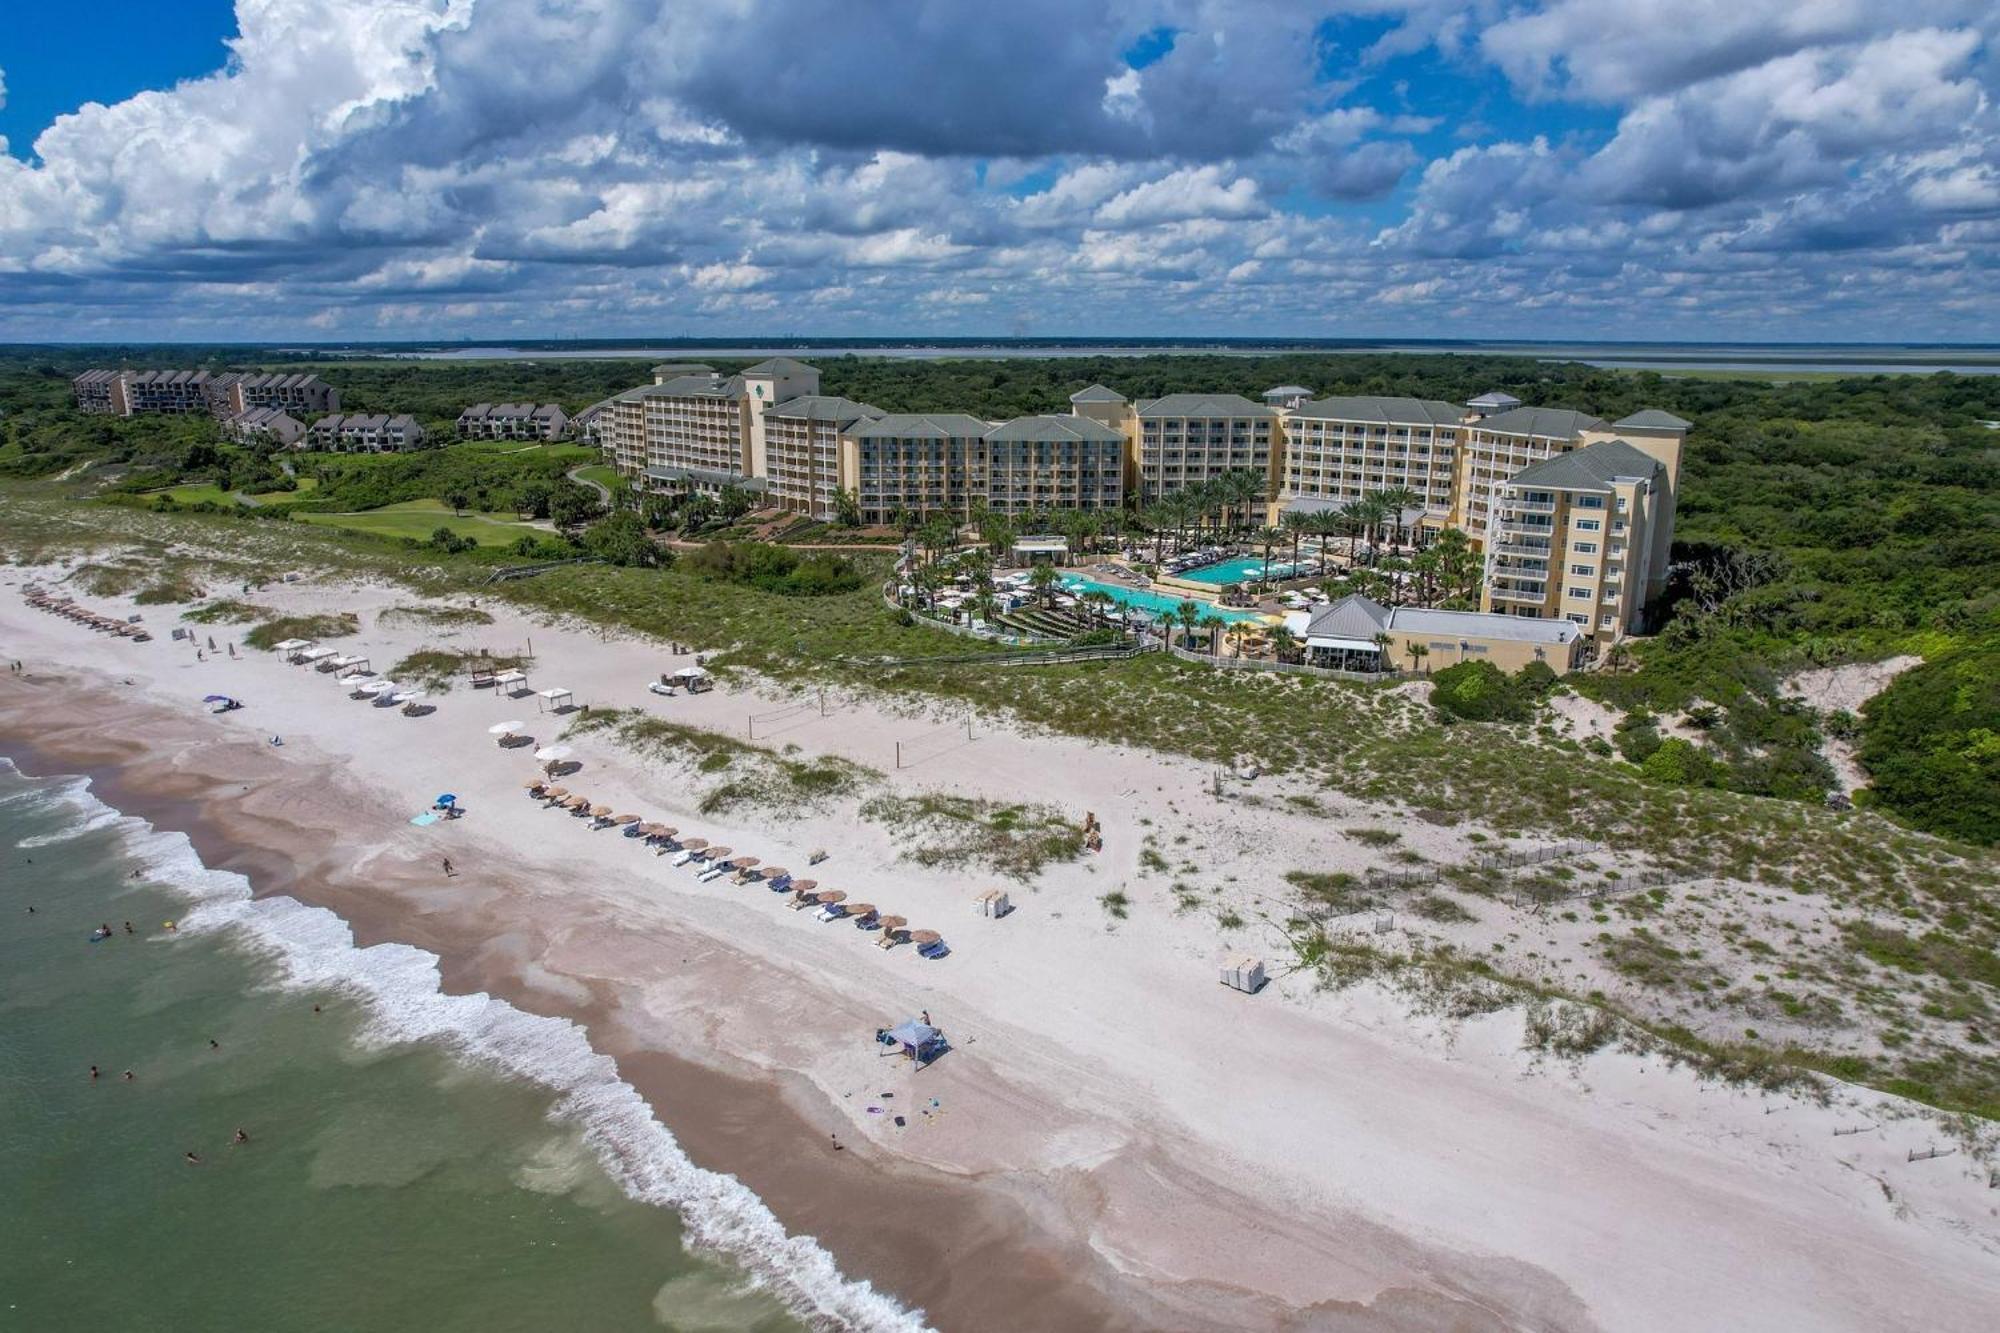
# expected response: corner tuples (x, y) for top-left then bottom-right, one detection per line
(488, 721), (526, 736)
(534, 744), (573, 763)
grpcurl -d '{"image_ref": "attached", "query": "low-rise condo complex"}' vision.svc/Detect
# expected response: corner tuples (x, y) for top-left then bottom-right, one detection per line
(305, 413), (426, 453)
(591, 358), (1686, 646)
(73, 368), (338, 418)
(457, 402), (570, 441)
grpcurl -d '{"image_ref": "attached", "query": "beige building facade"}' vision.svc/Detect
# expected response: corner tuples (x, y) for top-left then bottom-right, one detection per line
(1130, 392), (1278, 503)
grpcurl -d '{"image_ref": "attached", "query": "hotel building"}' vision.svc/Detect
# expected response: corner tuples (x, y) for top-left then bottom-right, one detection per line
(763, 395), (885, 518)
(1280, 396), (1463, 521)
(305, 413), (427, 453)
(1130, 392), (1279, 503)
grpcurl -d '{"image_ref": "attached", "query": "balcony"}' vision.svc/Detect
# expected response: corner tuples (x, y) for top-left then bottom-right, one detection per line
(1488, 582), (1548, 603)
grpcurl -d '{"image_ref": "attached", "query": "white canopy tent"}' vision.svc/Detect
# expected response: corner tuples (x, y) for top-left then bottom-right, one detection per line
(493, 669), (530, 696)
(298, 646), (337, 663)
(272, 638), (312, 653)
(537, 687), (574, 712)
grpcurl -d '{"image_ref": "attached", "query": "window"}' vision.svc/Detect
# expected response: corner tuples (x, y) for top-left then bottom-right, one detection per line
(1570, 563), (1594, 576)
(1576, 518), (1600, 531)
(1566, 586), (1590, 599)
(1574, 541), (1598, 554)
(1566, 613), (1588, 624)
(1577, 495), (1604, 508)
(1600, 615), (1617, 627)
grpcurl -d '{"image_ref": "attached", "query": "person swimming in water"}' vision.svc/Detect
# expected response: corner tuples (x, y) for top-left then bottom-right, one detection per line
(209, 1038), (220, 1051)
(232, 1128), (249, 1145)
(89, 1066), (100, 1081)
(185, 1151), (202, 1165)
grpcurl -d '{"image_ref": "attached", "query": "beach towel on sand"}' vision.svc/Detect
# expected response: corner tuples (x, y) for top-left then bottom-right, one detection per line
(409, 812), (440, 826)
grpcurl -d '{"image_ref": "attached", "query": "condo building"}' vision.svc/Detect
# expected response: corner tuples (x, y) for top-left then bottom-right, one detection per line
(457, 402), (570, 441)
(224, 407), (306, 448)
(72, 368), (337, 418)
(981, 415), (1126, 517)
(306, 413), (427, 453)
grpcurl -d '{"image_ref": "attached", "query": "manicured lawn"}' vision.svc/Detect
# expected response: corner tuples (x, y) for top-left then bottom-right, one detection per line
(159, 482), (235, 505)
(574, 463), (620, 489)
(293, 499), (540, 546)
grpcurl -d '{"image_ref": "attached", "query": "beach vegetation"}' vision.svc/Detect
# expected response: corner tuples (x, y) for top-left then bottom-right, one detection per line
(181, 598), (271, 624)
(377, 603), (495, 628)
(858, 793), (1081, 880)
(242, 611), (360, 649)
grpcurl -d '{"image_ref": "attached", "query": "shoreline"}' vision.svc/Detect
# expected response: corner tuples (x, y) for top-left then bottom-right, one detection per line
(6, 572), (2000, 1333)
(0, 689), (1170, 1333)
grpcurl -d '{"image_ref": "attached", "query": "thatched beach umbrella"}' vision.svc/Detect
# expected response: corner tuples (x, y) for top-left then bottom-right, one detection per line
(703, 846), (732, 861)
(845, 903), (875, 920)
(730, 856), (760, 870)
(760, 867), (789, 881)
(788, 879), (818, 895)
(678, 837), (708, 851)
(876, 915), (907, 932)
(612, 813), (639, 825)
(909, 929), (941, 946)
(590, 805), (612, 818)
(652, 825), (679, 839)
(541, 786), (568, 800)
(562, 795), (589, 809)
(521, 778), (545, 790)
(815, 890), (847, 904)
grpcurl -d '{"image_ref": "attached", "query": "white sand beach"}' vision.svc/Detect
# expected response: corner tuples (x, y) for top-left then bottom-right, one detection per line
(4, 571), (1998, 1332)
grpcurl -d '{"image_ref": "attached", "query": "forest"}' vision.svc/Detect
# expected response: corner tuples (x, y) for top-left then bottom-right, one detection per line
(1, 345), (1994, 842)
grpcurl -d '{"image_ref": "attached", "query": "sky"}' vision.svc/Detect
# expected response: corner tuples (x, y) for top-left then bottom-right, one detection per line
(0, 0), (1995, 343)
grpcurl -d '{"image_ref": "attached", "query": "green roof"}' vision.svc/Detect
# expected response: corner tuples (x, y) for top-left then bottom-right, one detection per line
(1613, 409), (1692, 431)
(1289, 395), (1461, 426)
(849, 412), (992, 440)
(986, 414), (1126, 443)
(1473, 405), (1605, 439)
(765, 394), (881, 424)
(1506, 439), (1661, 493)
(1134, 392), (1274, 419)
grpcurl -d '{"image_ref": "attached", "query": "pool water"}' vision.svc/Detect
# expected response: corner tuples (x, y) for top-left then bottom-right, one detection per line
(1058, 575), (1268, 623)
(1174, 556), (1307, 585)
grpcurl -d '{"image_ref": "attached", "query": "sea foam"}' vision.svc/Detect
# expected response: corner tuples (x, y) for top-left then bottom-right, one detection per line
(11, 761), (930, 1333)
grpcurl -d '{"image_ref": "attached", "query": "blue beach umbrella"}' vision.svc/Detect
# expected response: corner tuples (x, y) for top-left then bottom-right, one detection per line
(435, 793), (458, 806)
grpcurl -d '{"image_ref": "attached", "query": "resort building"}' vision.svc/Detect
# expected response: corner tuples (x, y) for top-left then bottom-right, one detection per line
(457, 402), (569, 441)
(604, 357), (820, 501)
(761, 395), (884, 519)
(305, 413), (427, 453)
(1130, 393), (1279, 503)
(1291, 594), (1587, 675)
(1481, 437), (1677, 643)
(1280, 396), (1463, 523)
(72, 368), (337, 418)
(223, 407), (305, 448)
(838, 413), (993, 525)
(1273, 392), (1689, 640)
(981, 415), (1126, 517)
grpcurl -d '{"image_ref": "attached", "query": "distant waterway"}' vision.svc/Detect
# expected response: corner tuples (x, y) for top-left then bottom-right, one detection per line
(336, 340), (2000, 376)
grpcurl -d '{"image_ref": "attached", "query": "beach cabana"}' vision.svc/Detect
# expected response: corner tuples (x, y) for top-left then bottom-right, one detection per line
(271, 637), (310, 653)
(536, 686), (574, 713)
(299, 646), (337, 666)
(334, 655), (372, 677)
(670, 666), (713, 694)
(492, 668), (530, 697)
(878, 1019), (947, 1067)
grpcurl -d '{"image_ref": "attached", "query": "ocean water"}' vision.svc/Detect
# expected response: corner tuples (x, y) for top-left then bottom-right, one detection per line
(0, 760), (917, 1332)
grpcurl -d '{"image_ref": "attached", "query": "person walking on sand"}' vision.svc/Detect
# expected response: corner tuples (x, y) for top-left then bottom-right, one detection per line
(441, 858), (455, 878)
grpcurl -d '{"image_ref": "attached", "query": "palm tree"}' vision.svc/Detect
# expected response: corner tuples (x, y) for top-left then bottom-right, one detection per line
(1269, 625), (1297, 663)
(1372, 485), (1423, 550)
(1371, 631), (1394, 673)
(1255, 525), (1285, 584)
(1405, 641), (1429, 675)
(1175, 598), (1201, 649)
(1227, 469), (1270, 538)
(1028, 561), (1059, 609)
(1201, 613), (1228, 656)
(1309, 509), (1341, 580)
(1279, 508), (1310, 568)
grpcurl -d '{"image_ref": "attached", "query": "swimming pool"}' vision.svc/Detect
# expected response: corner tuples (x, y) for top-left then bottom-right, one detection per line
(1059, 575), (1269, 624)
(1174, 556), (1307, 585)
